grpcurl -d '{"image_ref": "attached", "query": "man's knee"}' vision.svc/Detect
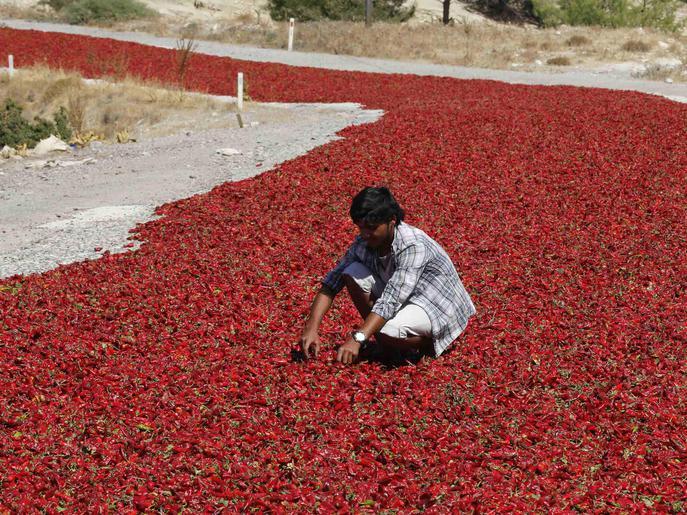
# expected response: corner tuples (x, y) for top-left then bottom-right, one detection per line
(342, 262), (375, 295)
(379, 320), (403, 340)
(378, 304), (432, 343)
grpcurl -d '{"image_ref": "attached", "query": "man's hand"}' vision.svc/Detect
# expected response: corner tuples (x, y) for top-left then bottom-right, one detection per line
(299, 328), (321, 360)
(337, 338), (361, 365)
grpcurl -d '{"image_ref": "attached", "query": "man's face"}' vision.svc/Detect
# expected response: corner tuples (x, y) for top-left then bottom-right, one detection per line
(354, 220), (393, 249)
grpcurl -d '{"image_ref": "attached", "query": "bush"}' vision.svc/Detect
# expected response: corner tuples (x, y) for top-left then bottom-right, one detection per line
(530, 0), (679, 29)
(268, 0), (414, 22)
(39, 0), (74, 11)
(565, 34), (591, 46)
(530, 0), (564, 26)
(622, 38), (652, 51)
(0, 99), (72, 149)
(41, 0), (155, 24)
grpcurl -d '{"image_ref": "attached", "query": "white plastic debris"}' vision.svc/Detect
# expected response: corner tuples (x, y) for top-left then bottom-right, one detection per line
(216, 148), (242, 156)
(33, 135), (69, 156)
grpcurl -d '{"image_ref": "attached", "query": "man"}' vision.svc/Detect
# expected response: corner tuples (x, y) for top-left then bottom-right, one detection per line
(299, 186), (476, 365)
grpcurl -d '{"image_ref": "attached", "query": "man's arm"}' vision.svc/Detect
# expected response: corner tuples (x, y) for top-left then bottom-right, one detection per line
(299, 285), (336, 359)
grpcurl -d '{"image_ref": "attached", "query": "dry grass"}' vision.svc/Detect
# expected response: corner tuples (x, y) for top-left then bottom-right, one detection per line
(621, 39), (653, 52)
(566, 34), (591, 46)
(547, 56), (571, 65)
(0, 66), (235, 141)
(634, 63), (685, 81)
(109, 16), (687, 78)
(0, 3), (55, 21)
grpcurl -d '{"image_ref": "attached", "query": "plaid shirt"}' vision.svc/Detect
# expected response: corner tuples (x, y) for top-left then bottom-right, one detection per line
(323, 223), (476, 356)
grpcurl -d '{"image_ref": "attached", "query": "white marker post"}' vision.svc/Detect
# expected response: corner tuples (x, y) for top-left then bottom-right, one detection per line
(288, 18), (295, 52)
(8, 55), (14, 78)
(237, 72), (244, 112)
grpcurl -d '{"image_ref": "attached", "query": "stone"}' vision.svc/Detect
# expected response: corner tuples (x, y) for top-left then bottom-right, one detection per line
(1, 145), (16, 159)
(216, 148), (242, 156)
(33, 135), (69, 156)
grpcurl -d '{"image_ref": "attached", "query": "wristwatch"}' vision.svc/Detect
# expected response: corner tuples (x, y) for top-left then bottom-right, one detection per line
(351, 331), (367, 344)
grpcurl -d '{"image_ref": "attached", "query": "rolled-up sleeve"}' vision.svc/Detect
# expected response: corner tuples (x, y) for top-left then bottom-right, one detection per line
(322, 241), (359, 295)
(372, 243), (427, 321)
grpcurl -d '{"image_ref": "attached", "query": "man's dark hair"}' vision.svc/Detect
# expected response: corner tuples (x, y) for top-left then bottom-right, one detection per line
(349, 186), (405, 225)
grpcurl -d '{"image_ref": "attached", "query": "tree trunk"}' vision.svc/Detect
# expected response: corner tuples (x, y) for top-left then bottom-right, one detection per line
(442, 0), (450, 24)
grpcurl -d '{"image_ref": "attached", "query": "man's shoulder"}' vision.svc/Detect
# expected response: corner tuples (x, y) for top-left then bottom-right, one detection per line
(396, 223), (430, 245)
(395, 223), (447, 254)
(393, 223), (427, 254)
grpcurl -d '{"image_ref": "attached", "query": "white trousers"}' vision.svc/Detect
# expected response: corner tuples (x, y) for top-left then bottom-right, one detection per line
(342, 262), (432, 340)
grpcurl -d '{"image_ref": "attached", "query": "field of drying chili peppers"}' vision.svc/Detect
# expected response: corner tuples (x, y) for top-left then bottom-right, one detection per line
(1, 28), (686, 512)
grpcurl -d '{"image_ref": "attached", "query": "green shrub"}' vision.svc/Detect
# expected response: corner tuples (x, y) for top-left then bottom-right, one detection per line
(530, 0), (564, 26)
(268, 0), (414, 22)
(531, 0), (679, 29)
(38, 0), (76, 11)
(0, 99), (72, 149)
(62, 0), (155, 24)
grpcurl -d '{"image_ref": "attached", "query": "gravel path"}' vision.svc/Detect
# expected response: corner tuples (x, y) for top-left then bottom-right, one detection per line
(3, 18), (687, 102)
(0, 101), (382, 278)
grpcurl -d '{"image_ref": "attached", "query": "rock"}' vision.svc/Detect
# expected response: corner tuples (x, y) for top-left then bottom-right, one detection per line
(25, 160), (58, 169)
(654, 57), (681, 69)
(1, 145), (16, 159)
(658, 41), (670, 49)
(57, 158), (97, 167)
(534, 59), (543, 66)
(33, 135), (69, 156)
(216, 148), (242, 156)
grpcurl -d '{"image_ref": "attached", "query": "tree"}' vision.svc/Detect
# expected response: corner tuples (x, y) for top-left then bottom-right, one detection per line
(268, 0), (414, 22)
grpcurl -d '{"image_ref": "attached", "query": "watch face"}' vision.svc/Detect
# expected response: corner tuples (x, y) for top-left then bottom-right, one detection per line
(353, 332), (365, 343)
